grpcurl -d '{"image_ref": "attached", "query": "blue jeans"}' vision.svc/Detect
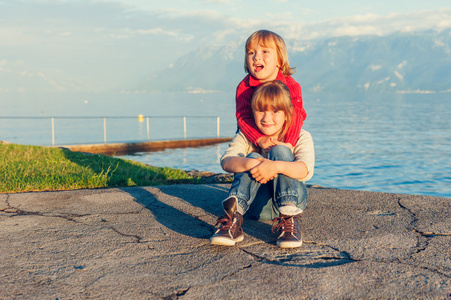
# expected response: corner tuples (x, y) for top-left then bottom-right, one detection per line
(228, 145), (308, 220)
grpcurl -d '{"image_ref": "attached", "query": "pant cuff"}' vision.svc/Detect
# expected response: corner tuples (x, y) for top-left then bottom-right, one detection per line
(278, 195), (298, 207)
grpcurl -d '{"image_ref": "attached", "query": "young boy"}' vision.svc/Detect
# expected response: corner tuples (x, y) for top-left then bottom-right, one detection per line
(236, 29), (307, 150)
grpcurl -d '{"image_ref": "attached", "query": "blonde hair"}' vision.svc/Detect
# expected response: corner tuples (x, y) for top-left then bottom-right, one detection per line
(244, 29), (295, 76)
(251, 81), (293, 141)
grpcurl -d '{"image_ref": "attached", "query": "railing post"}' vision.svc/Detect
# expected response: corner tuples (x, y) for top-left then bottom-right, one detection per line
(51, 117), (55, 146)
(183, 116), (187, 139)
(146, 117), (150, 140)
(103, 117), (107, 143)
(217, 116), (220, 138)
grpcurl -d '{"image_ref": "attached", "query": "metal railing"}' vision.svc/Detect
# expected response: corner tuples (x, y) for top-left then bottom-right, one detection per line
(0, 115), (222, 146)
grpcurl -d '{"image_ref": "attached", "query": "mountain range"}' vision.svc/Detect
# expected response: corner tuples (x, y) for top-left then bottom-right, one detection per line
(136, 29), (451, 94)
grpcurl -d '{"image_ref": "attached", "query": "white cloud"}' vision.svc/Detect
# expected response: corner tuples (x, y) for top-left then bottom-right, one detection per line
(369, 65), (382, 71)
(281, 8), (451, 41)
(394, 70), (404, 80)
(397, 61), (407, 69)
(434, 39), (446, 47)
(0, 67), (11, 73)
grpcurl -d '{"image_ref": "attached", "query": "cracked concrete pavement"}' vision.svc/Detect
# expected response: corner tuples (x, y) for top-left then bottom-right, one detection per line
(0, 184), (450, 299)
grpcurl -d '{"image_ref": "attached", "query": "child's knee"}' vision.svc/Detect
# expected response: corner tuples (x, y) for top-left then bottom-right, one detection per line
(268, 145), (293, 161)
(247, 152), (263, 159)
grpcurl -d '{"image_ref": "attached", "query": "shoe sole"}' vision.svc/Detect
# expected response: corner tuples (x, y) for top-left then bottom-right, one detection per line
(277, 240), (303, 248)
(210, 235), (244, 246)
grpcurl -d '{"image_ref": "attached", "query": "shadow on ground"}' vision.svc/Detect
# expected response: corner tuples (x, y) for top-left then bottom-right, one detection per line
(125, 185), (278, 245)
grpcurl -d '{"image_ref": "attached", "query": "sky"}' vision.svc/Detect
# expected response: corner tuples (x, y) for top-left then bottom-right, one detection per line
(1, 0), (450, 93)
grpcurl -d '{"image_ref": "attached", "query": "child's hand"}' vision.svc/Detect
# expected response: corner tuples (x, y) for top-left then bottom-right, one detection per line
(257, 136), (276, 151)
(250, 157), (279, 184)
(258, 137), (293, 152)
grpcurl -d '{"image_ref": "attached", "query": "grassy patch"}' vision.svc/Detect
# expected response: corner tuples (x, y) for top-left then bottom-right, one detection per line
(0, 143), (203, 193)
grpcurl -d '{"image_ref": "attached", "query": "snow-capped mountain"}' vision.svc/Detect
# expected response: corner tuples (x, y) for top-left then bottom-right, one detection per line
(136, 29), (451, 94)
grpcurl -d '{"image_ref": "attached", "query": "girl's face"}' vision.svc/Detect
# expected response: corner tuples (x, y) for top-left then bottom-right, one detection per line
(253, 107), (286, 138)
(247, 41), (280, 82)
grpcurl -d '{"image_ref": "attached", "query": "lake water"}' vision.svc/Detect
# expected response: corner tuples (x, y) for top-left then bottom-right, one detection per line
(1, 91), (450, 198)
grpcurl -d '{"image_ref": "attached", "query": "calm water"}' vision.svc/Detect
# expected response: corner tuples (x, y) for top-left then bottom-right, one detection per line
(1, 91), (450, 198)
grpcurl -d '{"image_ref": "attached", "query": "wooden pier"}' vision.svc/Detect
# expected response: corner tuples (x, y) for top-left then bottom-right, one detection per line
(58, 137), (233, 156)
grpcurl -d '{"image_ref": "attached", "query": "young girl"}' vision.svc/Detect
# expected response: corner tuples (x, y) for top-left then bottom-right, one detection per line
(236, 29), (307, 150)
(211, 81), (314, 248)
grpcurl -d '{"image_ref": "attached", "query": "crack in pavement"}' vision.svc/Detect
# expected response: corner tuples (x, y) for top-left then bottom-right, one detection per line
(397, 197), (451, 256)
(161, 287), (190, 300)
(397, 197), (418, 230)
(240, 248), (281, 264)
(397, 197), (433, 255)
(2, 193), (147, 244)
(415, 229), (451, 237)
(108, 226), (143, 243)
(218, 262), (254, 283)
(368, 257), (451, 279)
(2, 195), (144, 218)
(2, 197), (90, 223)
(361, 197), (451, 279)
(397, 260), (451, 279)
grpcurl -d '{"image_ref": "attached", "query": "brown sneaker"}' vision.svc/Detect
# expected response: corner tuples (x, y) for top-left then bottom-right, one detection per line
(210, 196), (244, 246)
(272, 206), (303, 248)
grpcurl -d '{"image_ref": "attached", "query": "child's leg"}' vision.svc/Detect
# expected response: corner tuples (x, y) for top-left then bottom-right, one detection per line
(210, 195), (244, 246)
(245, 183), (276, 220)
(267, 145), (308, 248)
(227, 152), (265, 215)
(268, 145), (308, 212)
(211, 152), (264, 246)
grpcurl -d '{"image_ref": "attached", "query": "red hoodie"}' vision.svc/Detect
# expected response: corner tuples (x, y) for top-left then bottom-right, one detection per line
(235, 71), (307, 147)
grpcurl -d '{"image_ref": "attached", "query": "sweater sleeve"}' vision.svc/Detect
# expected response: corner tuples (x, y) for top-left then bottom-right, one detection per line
(235, 78), (264, 145)
(293, 129), (315, 182)
(220, 131), (254, 171)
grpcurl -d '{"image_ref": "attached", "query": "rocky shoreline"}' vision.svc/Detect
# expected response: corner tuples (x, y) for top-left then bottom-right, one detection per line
(186, 170), (234, 183)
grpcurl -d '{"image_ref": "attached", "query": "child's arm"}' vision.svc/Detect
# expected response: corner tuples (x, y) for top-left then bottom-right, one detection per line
(236, 80), (265, 146)
(250, 158), (308, 184)
(283, 106), (304, 147)
(221, 130), (261, 173)
(284, 77), (307, 147)
(222, 156), (261, 174)
(251, 131), (314, 184)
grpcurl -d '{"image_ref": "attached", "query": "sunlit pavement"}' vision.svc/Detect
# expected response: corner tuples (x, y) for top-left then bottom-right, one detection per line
(1, 184), (450, 299)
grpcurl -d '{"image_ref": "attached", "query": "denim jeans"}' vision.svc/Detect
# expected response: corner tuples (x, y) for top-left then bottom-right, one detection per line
(228, 145), (308, 220)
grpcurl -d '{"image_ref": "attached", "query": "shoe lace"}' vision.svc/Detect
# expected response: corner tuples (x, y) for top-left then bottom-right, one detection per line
(271, 216), (298, 234)
(215, 213), (236, 231)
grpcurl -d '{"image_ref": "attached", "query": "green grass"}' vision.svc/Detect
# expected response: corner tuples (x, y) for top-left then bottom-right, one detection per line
(0, 143), (204, 193)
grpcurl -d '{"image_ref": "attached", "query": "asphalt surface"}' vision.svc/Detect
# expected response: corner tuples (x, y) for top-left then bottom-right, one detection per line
(1, 184), (450, 299)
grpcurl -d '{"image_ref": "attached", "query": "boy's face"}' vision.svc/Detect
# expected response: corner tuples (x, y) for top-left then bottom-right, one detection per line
(247, 41), (280, 83)
(253, 107), (286, 138)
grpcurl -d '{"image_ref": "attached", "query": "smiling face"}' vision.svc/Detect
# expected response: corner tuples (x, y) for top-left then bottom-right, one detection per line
(251, 80), (293, 141)
(246, 41), (280, 83)
(253, 107), (286, 138)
